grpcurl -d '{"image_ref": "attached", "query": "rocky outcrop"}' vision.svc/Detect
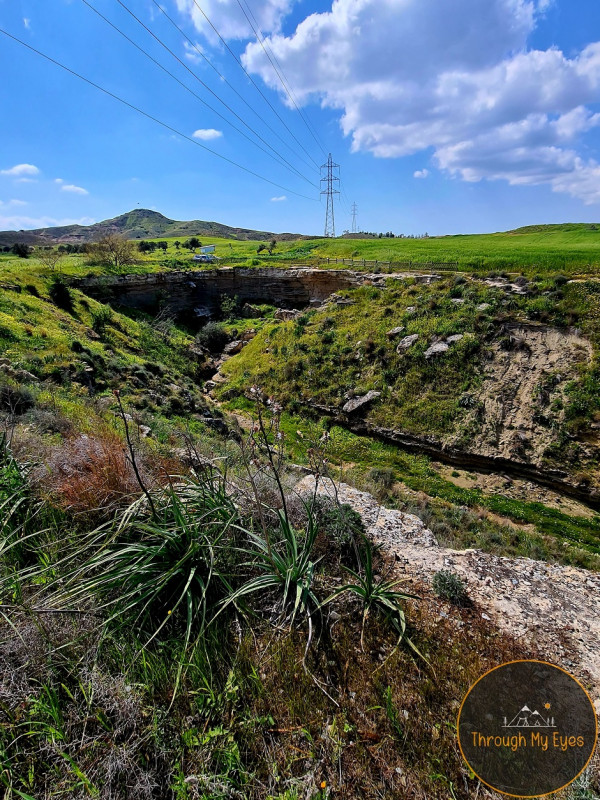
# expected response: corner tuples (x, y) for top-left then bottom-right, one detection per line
(342, 390), (381, 414)
(296, 475), (600, 704)
(303, 399), (600, 507)
(74, 268), (386, 327)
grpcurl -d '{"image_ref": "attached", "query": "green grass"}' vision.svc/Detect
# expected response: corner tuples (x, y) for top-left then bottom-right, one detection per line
(217, 276), (600, 451)
(4, 220), (600, 280)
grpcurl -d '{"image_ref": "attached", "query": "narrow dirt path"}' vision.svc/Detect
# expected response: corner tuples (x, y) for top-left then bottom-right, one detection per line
(296, 475), (600, 709)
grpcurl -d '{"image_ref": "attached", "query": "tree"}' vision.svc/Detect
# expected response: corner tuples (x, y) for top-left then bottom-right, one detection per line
(11, 243), (29, 258)
(256, 244), (267, 254)
(184, 237), (201, 251)
(89, 234), (136, 272)
(36, 246), (65, 272)
(268, 238), (277, 255)
(157, 241), (168, 252)
(174, 241), (181, 250)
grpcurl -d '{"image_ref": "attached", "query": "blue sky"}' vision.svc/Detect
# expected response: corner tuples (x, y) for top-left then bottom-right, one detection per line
(2, 0), (600, 235)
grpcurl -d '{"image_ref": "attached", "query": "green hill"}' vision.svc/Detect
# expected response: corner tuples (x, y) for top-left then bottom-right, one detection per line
(0, 208), (307, 247)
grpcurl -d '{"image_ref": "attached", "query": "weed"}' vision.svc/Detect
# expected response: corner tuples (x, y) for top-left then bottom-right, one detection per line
(432, 570), (470, 606)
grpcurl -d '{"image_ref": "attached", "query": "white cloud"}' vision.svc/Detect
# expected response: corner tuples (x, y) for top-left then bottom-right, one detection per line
(183, 41), (205, 64)
(54, 178), (64, 184)
(1, 163), (40, 177)
(175, 0), (292, 41)
(192, 128), (223, 140)
(61, 184), (89, 195)
(0, 215), (95, 231)
(414, 169), (429, 179)
(23, 18), (31, 29)
(0, 199), (27, 208)
(240, 0), (600, 203)
(270, 195), (287, 201)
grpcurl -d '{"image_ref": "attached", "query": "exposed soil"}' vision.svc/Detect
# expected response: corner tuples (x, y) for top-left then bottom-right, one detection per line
(462, 323), (593, 465)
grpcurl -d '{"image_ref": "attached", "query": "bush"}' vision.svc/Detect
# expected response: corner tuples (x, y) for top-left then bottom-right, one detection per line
(195, 321), (229, 353)
(11, 242), (29, 258)
(313, 496), (365, 566)
(0, 383), (35, 415)
(432, 570), (469, 605)
(48, 277), (74, 313)
(91, 305), (114, 336)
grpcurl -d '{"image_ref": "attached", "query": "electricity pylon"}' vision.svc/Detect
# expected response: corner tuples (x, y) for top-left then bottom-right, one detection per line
(320, 153), (339, 237)
(351, 202), (358, 233)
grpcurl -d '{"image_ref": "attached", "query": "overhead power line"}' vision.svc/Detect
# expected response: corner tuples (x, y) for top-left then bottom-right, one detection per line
(79, 0), (315, 187)
(111, 0), (318, 187)
(0, 27), (319, 201)
(235, 0), (328, 158)
(146, 0), (319, 176)
(189, 0), (321, 171)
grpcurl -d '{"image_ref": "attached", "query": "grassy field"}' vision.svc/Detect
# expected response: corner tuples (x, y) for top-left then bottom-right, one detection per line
(5, 221), (600, 278)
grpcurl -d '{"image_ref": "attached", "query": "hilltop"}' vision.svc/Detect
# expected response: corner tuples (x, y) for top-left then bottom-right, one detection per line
(0, 208), (308, 247)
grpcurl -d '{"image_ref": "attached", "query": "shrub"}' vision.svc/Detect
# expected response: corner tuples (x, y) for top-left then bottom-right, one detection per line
(11, 242), (29, 258)
(432, 570), (469, 605)
(91, 305), (114, 336)
(40, 432), (151, 515)
(195, 321), (229, 353)
(313, 497), (365, 566)
(0, 383), (35, 415)
(48, 277), (74, 313)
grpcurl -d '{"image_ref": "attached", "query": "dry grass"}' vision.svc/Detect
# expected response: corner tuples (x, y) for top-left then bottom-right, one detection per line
(31, 430), (180, 517)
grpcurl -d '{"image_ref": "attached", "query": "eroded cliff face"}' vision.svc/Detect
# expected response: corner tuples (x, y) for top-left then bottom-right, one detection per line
(75, 268), (368, 324)
(463, 324), (593, 464)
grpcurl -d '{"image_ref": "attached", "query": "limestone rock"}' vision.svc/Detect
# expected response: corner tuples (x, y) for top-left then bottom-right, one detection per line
(386, 326), (405, 338)
(396, 334), (419, 352)
(342, 390), (381, 414)
(446, 334), (464, 344)
(223, 340), (244, 355)
(424, 341), (449, 358)
(274, 308), (301, 321)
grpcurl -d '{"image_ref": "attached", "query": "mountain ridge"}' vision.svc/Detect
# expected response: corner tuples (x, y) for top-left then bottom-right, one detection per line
(0, 208), (311, 247)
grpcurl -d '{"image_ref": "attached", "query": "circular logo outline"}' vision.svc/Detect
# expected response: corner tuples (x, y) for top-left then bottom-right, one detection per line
(457, 659), (598, 798)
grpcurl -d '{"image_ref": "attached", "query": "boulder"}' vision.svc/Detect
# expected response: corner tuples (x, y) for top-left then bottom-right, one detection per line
(274, 308), (301, 321)
(424, 341), (449, 358)
(241, 303), (262, 318)
(477, 303), (491, 311)
(386, 326), (405, 338)
(343, 390), (381, 414)
(405, 306), (417, 315)
(446, 334), (464, 344)
(223, 340), (244, 355)
(396, 334), (419, 352)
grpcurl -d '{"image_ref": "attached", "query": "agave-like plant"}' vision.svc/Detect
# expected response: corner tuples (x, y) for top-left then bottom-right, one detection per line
(223, 505), (321, 630)
(45, 472), (239, 699)
(322, 533), (422, 656)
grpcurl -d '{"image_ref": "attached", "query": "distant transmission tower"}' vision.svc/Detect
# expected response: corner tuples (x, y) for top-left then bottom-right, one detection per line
(320, 153), (340, 237)
(351, 202), (358, 234)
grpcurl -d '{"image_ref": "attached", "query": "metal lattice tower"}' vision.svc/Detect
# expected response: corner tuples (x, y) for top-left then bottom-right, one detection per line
(351, 202), (358, 234)
(320, 153), (340, 237)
